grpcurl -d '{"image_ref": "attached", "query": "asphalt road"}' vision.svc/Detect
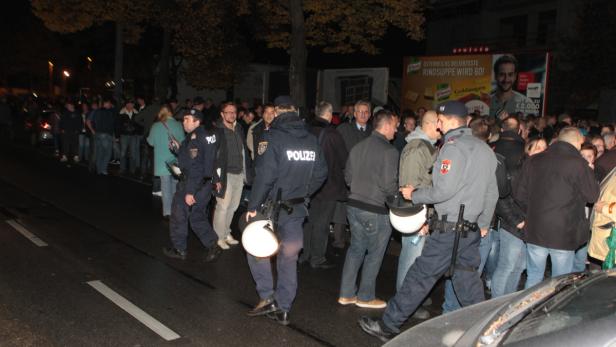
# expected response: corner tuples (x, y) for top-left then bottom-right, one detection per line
(0, 143), (445, 346)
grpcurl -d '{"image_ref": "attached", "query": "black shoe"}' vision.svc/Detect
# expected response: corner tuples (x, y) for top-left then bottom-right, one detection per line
(310, 260), (336, 269)
(163, 247), (186, 260)
(204, 245), (222, 263)
(358, 316), (395, 343)
(267, 310), (290, 326)
(412, 307), (430, 320)
(247, 298), (278, 317)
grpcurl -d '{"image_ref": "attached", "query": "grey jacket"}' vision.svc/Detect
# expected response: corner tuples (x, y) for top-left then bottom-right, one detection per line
(412, 127), (498, 229)
(399, 127), (438, 189)
(346, 132), (399, 214)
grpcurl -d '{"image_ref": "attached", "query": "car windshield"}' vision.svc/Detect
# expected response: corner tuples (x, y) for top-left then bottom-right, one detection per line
(501, 275), (616, 345)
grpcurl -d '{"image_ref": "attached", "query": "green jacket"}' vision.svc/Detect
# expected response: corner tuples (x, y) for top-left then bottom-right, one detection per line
(147, 118), (185, 176)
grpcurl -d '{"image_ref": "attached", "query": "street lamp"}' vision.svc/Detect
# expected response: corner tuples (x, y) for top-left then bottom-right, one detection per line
(62, 69), (70, 95)
(48, 60), (54, 97)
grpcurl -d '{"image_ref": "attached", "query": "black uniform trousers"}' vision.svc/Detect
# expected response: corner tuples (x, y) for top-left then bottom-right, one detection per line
(382, 229), (485, 332)
(169, 182), (218, 252)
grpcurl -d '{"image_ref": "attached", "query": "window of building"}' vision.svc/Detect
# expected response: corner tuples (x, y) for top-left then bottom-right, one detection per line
(536, 10), (557, 45)
(500, 15), (528, 48)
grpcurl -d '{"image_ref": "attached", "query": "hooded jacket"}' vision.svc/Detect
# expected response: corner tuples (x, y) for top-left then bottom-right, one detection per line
(399, 127), (438, 189)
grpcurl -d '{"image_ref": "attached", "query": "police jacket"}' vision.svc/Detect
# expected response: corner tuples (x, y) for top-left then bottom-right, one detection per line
(247, 112), (328, 218)
(494, 152), (525, 236)
(346, 132), (399, 214)
(177, 126), (219, 195)
(308, 117), (348, 202)
(337, 120), (372, 152)
(412, 127), (498, 229)
(213, 120), (253, 198)
(515, 141), (599, 250)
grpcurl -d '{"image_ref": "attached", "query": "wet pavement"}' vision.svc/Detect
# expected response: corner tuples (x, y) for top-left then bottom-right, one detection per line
(0, 143), (447, 346)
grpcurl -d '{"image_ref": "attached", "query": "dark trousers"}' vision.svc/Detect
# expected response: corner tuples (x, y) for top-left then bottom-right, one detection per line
(247, 215), (304, 312)
(300, 199), (336, 266)
(62, 133), (79, 157)
(169, 183), (218, 252)
(382, 230), (485, 332)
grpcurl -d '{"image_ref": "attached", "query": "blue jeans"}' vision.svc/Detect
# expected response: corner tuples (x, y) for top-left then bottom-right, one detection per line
(94, 133), (113, 174)
(573, 243), (588, 273)
(79, 133), (90, 161)
(339, 206), (392, 301)
(491, 228), (526, 298)
(247, 215), (304, 312)
(397, 234), (426, 291)
(120, 135), (141, 173)
(160, 175), (177, 217)
(442, 228), (495, 313)
(525, 243), (575, 289)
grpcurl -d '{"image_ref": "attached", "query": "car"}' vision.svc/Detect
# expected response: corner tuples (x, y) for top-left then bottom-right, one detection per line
(385, 270), (616, 347)
(24, 108), (57, 146)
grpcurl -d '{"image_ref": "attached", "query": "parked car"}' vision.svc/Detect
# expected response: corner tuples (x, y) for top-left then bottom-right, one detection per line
(24, 108), (57, 146)
(386, 270), (616, 347)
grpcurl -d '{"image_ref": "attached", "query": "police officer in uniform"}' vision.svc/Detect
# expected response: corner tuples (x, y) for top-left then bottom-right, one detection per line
(359, 101), (499, 342)
(244, 100), (328, 325)
(163, 109), (222, 262)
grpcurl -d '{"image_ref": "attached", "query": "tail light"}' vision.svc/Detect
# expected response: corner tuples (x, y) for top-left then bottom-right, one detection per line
(41, 122), (51, 130)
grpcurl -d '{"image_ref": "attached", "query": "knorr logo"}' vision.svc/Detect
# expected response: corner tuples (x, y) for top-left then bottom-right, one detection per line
(407, 58), (421, 74)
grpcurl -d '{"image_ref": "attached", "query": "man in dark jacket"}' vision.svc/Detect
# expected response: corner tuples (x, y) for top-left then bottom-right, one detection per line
(300, 101), (348, 269)
(213, 102), (253, 250)
(60, 100), (83, 162)
(490, 116), (527, 297)
(338, 109), (399, 309)
(595, 143), (616, 181)
(515, 127), (599, 288)
(336, 100), (372, 152)
(247, 104), (275, 160)
(91, 99), (116, 175)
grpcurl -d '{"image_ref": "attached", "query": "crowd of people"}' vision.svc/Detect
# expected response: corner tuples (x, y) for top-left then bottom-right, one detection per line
(2, 92), (616, 341)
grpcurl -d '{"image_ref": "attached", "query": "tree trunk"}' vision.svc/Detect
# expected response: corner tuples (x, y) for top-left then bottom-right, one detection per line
(155, 27), (172, 101)
(288, 0), (307, 111)
(114, 21), (125, 102)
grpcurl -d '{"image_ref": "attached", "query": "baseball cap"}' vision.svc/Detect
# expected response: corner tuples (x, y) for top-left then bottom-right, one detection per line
(436, 101), (468, 118)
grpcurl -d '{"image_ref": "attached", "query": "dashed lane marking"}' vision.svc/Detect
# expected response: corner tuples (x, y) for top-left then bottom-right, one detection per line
(86, 280), (181, 341)
(6, 219), (48, 247)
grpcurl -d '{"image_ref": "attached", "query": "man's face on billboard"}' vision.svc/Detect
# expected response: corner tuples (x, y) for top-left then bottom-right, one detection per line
(496, 62), (517, 93)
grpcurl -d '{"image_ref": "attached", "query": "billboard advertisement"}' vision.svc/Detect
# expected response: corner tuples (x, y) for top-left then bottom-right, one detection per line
(402, 53), (550, 117)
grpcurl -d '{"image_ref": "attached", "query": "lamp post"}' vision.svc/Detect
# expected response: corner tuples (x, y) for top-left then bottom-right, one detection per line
(48, 61), (54, 97)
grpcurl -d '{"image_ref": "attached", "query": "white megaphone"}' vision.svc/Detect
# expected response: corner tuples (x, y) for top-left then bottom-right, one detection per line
(386, 195), (427, 234)
(239, 212), (280, 258)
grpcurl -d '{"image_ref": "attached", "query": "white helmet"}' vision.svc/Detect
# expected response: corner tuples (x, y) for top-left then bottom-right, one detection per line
(386, 195), (427, 234)
(241, 219), (280, 258)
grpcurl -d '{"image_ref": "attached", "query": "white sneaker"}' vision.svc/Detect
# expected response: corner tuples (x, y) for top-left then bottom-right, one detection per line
(60, 155), (68, 162)
(152, 191), (162, 197)
(73, 156), (80, 163)
(217, 239), (230, 250)
(225, 235), (239, 245)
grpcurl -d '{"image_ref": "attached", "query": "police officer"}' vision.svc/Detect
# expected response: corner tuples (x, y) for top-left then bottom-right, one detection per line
(359, 101), (499, 342)
(244, 99), (328, 326)
(163, 109), (222, 262)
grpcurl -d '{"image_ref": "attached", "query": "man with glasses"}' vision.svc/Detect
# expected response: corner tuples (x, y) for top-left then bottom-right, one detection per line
(213, 102), (253, 250)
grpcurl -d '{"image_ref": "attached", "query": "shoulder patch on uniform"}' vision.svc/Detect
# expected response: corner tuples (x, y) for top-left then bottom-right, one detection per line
(440, 159), (451, 174)
(257, 141), (268, 155)
(189, 148), (199, 159)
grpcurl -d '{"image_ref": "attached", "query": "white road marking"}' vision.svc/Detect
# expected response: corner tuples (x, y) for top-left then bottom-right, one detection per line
(86, 280), (181, 341)
(6, 219), (48, 247)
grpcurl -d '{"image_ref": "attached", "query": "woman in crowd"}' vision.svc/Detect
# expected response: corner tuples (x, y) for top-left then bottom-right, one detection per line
(147, 106), (185, 219)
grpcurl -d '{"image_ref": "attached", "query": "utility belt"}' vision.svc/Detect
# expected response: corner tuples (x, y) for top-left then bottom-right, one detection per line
(428, 213), (479, 237)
